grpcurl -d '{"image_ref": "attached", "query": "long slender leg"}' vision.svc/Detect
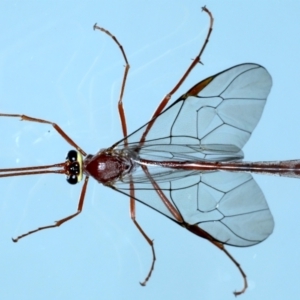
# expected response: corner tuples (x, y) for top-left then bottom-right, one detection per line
(12, 176), (90, 242)
(132, 6), (214, 225)
(93, 24), (130, 144)
(94, 24), (156, 285)
(136, 165), (249, 295)
(221, 246), (247, 296)
(0, 113), (86, 156)
(140, 6), (214, 145)
(129, 180), (156, 286)
(139, 156), (248, 294)
(186, 224), (248, 296)
(119, 6), (214, 285)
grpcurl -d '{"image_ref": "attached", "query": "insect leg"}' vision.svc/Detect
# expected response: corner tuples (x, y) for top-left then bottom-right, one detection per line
(138, 165), (248, 294)
(94, 25), (156, 285)
(140, 6), (214, 144)
(128, 164), (186, 285)
(0, 113), (86, 156)
(186, 224), (248, 296)
(222, 246), (247, 296)
(129, 179), (156, 286)
(12, 176), (90, 242)
(93, 24), (130, 144)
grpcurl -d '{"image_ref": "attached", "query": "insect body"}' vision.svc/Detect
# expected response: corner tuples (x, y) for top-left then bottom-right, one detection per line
(0, 6), (297, 296)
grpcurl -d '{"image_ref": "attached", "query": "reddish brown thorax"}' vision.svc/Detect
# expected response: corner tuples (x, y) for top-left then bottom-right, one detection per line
(83, 150), (135, 184)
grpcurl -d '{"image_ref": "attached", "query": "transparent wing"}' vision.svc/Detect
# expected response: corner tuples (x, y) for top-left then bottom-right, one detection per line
(115, 170), (274, 247)
(112, 63), (273, 247)
(114, 63), (272, 160)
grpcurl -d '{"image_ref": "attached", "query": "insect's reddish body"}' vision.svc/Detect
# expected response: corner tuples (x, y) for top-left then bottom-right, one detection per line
(138, 158), (300, 176)
(84, 150), (135, 184)
(1, 6), (298, 296)
(83, 150), (300, 186)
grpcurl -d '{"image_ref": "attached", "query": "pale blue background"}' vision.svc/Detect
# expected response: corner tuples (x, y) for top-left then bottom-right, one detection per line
(0, 1), (300, 299)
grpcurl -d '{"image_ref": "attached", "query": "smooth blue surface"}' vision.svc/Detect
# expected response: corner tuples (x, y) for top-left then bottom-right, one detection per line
(1, 1), (300, 299)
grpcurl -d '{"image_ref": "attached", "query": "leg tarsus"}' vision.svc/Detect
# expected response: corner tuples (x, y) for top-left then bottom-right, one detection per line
(12, 211), (80, 242)
(186, 224), (248, 295)
(12, 176), (89, 242)
(216, 243), (248, 296)
(130, 193), (156, 286)
(132, 218), (156, 286)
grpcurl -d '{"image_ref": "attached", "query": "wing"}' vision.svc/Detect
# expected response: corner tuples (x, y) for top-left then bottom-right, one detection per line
(115, 170), (274, 247)
(112, 63), (274, 247)
(114, 63), (272, 160)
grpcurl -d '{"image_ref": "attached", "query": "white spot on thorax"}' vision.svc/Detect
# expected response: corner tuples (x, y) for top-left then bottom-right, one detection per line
(98, 163), (106, 171)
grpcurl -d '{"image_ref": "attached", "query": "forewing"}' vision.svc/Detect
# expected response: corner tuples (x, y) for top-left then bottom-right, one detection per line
(115, 63), (272, 157)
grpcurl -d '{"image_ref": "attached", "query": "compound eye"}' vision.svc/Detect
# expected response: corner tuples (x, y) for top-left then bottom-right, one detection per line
(66, 150), (77, 162)
(66, 174), (78, 185)
(65, 150), (83, 185)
